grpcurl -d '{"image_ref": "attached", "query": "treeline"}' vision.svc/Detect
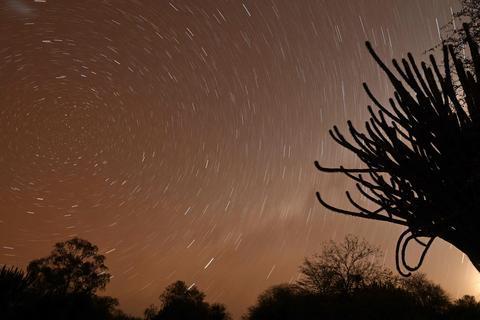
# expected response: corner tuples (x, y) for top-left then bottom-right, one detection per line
(0, 237), (230, 320)
(1, 238), (137, 320)
(244, 236), (480, 320)
(2, 236), (480, 319)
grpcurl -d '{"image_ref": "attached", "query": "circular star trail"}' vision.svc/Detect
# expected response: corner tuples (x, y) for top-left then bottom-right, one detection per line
(1, 0), (478, 317)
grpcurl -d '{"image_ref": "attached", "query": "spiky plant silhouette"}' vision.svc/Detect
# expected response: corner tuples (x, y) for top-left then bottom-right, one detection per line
(315, 24), (480, 276)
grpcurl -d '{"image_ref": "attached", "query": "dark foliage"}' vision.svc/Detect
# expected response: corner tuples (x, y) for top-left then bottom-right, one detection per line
(243, 284), (324, 320)
(17, 293), (120, 320)
(447, 295), (480, 319)
(2, 236), (480, 319)
(244, 237), (478, 320)
(243, 282), (452, 320)
(145, 280), (231, 320)
(27, 237), (110, 295)
(0, 266), (36, 318)
(315, 24), (480, 275)
(297, 235), (393, 295)
(400, 273), (450, 315)
(0, 238), (138, 320)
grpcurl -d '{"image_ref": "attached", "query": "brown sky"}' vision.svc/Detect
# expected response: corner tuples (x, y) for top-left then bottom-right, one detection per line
(2, 0), (478, 318)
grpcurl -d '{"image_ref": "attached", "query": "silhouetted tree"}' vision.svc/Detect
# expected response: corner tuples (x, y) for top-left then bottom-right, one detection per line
(0, 239), (137, 320)
(143, 304), (159, 320)
(297, 235), (394, 295)
(27, 293), (120, 320)
(243, 281), (450, 320)
(400, 273), (450, 316)
(244, 240), (461, 320)
(345, 284), (423, 320)
(112, 310), (142, 320)
(27, 237), (110, 295)
(315, 24), (480, 275)
(243, 284), (325, 320)
(447, 295), (480, 319)
(144, 304), (159, 320)
(209, 303), (231, 320)
(146, 280), (231, 320)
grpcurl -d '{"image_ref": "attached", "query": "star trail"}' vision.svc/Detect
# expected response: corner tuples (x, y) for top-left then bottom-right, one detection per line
(1, 0), (478, 318)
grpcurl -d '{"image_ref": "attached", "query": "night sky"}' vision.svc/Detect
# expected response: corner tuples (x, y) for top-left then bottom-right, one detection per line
(1, 0), (478, 318)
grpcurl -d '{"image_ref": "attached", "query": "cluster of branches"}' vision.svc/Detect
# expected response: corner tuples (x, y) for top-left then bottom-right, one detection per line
(245, 236), (480, 320)
(435, 0), (480, 69)
(297, 235), (392, 296)
(315, 24), (480, 276)
(5, 236), (480, 320)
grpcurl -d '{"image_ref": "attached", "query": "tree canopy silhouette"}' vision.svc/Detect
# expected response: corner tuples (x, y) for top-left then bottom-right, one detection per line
(27, 237), (110, 295)
(244, 280), (451, 320)
(245, 236), (460, 320)
(243, 284), (322, 320)
(315, 24), (480, 275)
(297, 235), (393, 295)
(145, 280), (231, 320)
(0, 238), (140, 320)
(448, 295), (480, 319)
(399, 273), (450, 315)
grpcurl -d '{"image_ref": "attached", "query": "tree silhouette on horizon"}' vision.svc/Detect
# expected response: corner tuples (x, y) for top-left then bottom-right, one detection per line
(297, 235), (393, 295)
(0, 238), (141, 320)
(27, 237), (111, 295)
(4, 236), (480, 319)
(244, 236), (459, 320)
(144, 280), (231, 320)
(315, 24), (480, 275)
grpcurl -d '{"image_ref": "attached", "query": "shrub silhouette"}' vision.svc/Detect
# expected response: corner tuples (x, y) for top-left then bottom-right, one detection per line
(145, 280), (231, 320)
(243, 284), (323, 320)
(0, 266), (36, 318)
(447, 295), (480, 319)
(244, 277), (451, 320)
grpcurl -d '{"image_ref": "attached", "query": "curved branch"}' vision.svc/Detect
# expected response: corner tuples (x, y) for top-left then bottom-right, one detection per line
(395, 229), (436, 276)
(314, 161), (382, 173)
(316, 192), (408, 226)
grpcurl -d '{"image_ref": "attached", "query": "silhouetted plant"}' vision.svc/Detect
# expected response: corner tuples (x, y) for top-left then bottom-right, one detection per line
(146, 280), (231, 320)
(244, 236), (458, 320)
(243, 280), (450, 320)
(144, 304), (159, 320)
(447, 295), (480, 319)
(0, 238), (137, 320)
(0, 266), (35, 317)
(208, 303), (232, 320)
(400, 273), (450, 316)
(242, 284), (324, 320)
(28, 293), (120, 320)
(27, 237), (110, 295)
(297, 235), (394, 295)
(0, 265), (34, 297)
(315, 24), (480, 275)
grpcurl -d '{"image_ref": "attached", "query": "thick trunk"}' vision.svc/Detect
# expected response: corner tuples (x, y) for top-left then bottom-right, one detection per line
(464, 249), (480, 273)
(443, 234), (480, 273)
